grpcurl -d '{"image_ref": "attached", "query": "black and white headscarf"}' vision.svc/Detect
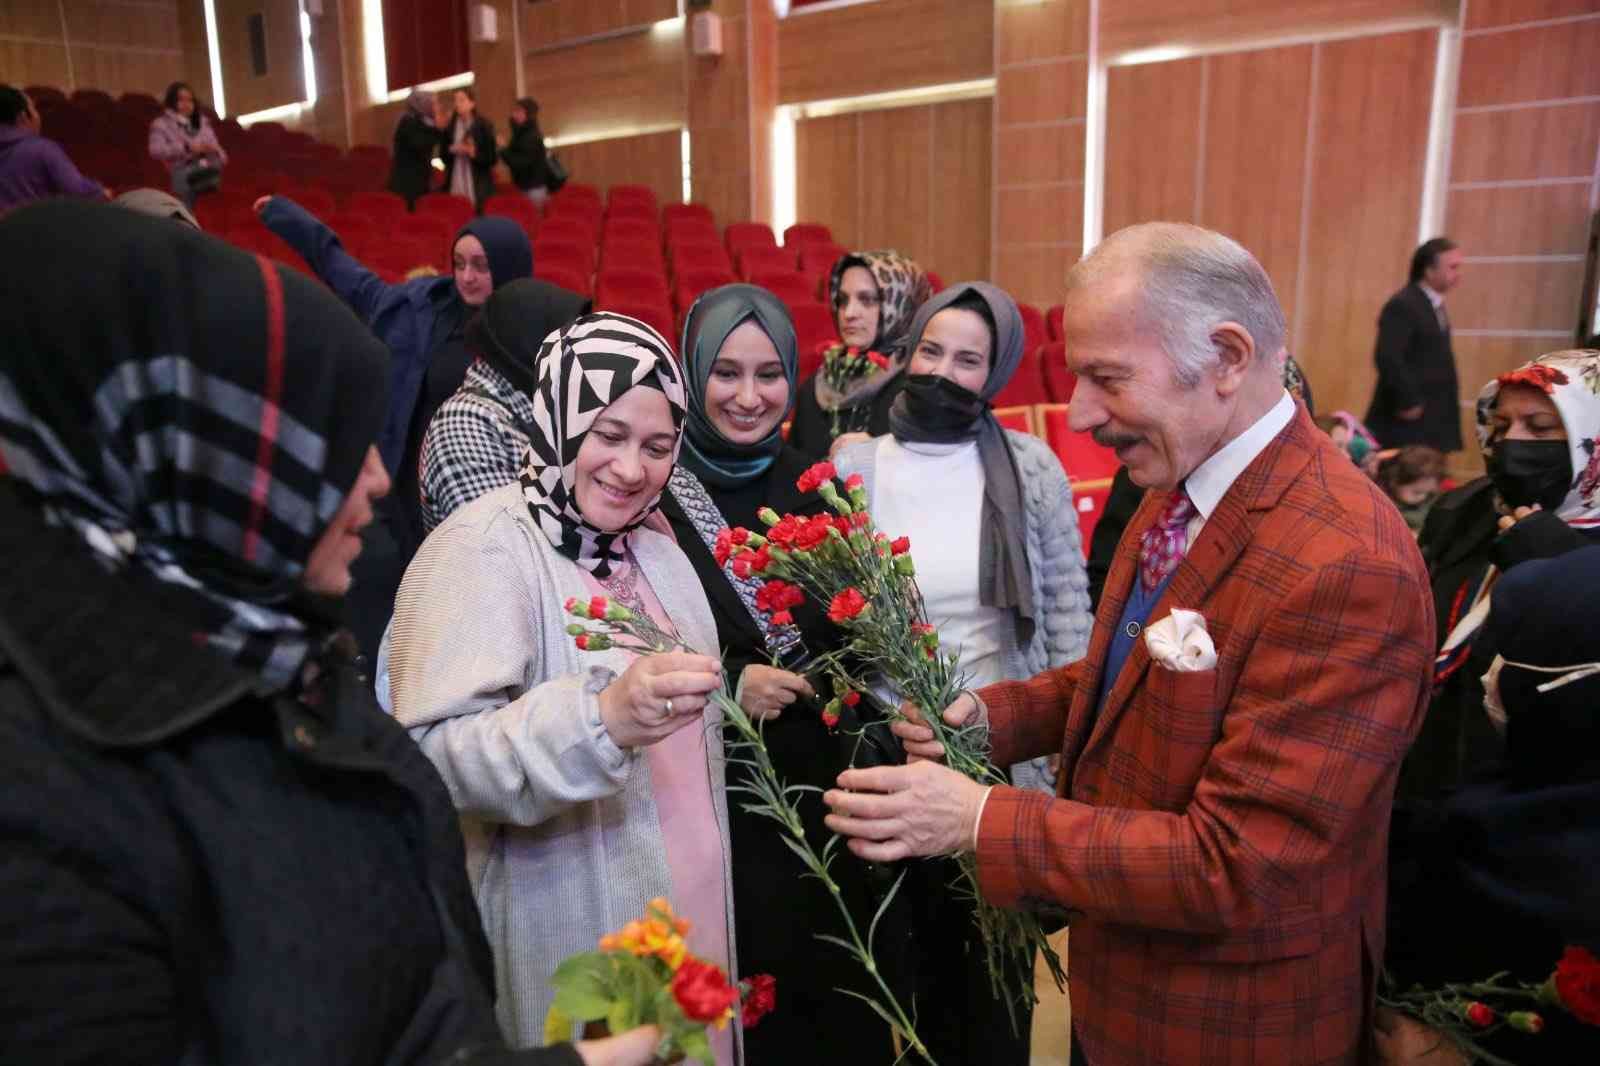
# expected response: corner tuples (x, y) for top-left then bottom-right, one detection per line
(0, 201), (388, 691)
(519, 312), (685, 578)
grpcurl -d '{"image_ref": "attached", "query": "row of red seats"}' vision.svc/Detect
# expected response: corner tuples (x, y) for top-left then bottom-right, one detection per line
(990, 403), (1117, 549)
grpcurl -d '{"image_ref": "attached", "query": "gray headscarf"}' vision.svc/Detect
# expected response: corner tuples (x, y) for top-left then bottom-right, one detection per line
(399, 87), (434, 131)
(679, 284), (799, 489)
(113, 188), (200, 228)
(888, 281), (1035, 641)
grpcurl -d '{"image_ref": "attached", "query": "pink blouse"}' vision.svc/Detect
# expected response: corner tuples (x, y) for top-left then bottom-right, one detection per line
(579, 565), (735, 1066)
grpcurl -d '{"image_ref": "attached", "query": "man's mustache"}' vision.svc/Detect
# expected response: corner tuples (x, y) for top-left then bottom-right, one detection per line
(1092, 427), (1142, 450)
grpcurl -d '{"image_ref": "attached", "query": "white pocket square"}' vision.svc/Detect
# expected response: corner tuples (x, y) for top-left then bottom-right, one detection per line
(1145, 608), (1217, 672)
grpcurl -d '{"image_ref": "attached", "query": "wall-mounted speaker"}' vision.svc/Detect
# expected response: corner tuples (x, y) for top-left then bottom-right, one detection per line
(469, 3), (498, 42)
(691, 11), (723, 57)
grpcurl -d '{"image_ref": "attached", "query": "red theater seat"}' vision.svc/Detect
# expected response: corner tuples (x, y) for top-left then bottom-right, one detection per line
(783, 223), (833, 248)
(601, 239), (667, 276)
(416, 195), (474, 231)
(737, 246), (794, 280)
(724, 222), (777, 257)
(1039, 404), (1119, 484)
(675, 268), (737, 311)
(348, 190), (407, 222)
(663, 203), (715, 227)
(1018, 303), (1048, 352)
(1039, 342), (1078, 403)
(788, 303), (837, 376)
(484, 194), (540, 236)
(991, 347), (1050, 408)
(749, 270), (813, 306)
(597, 300), (676, 346)
(536, 264), (593, 298)
(1047, 304), (1064, 341)
(596, 268), (671, 308)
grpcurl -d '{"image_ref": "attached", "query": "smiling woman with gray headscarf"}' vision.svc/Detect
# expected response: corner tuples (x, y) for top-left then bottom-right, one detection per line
(832, 281), (1092, 1066)
(658, 285), (897, 1066)
(388, 87), (441, 209)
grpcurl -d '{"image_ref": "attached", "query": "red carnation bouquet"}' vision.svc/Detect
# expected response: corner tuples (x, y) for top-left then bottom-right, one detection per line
(544, 898), (775, 1063)
(716, 460), (1066, 1031)
(817, 342), (891, 435)
(1381, 945), (1600, 1064)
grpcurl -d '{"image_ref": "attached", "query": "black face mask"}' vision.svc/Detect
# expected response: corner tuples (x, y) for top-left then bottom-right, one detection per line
(896, 373), (988, 441)
(1488, 438), (1572, 511)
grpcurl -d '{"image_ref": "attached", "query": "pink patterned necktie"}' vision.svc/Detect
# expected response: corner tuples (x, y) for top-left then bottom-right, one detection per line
(1138, 488), (1196, 594)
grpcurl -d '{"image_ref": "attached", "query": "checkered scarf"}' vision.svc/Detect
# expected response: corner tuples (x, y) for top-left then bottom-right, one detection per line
(0, 202), (388, 690)
(519, 312), (685, 578)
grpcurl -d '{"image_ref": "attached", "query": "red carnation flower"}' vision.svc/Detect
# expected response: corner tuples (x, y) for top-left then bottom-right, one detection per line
(842, 691), (861, 707)
(741, 973), (777, 1029)
(890, 536), (911, 555)
(827, 587), (869, 624)
(1554, 945), (1600, 1026)
(844, 473), (864, 492)
(820, 707), (840, 729)
(770, 609), (794, 627)
(1507, 1012), (1544, 1034)
(746, 545), (772, 573)
(766, 515), (802, 548)
(563, 597), (579, 613)
(730, 527), (750, 546)
(850, 511), (870, 528)
(1465, 1002), (1496, 1029)
(575, 634), (591, 651)
(831, 515), (853, 537)
(588, 597), (609, 619)
(793, 517), (831, 551)
(754, 579), (791, 614)
(866, 350), (889, 369)
(1497, 363), (1569, 395)
(671, 958), (739, 1024)
(731, 554), (755, 580)
(795, 461), (837, 495)
(713, 528), (734, 567)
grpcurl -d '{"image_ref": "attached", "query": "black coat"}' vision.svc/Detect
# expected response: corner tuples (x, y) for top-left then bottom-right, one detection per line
(785, 373), (905, 461)
(0, 487), (579, 1066)
(1397, 478), (1598, 804)
(443, 116), (497, 210)
(1365, 282), (1462, 452)
(500, 121), (551, 191)
(660, 449), (899, 1066)
(389, 113), (441, 208)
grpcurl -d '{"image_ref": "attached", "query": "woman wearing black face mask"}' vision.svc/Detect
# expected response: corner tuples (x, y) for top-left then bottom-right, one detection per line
(832, 284), (1094, 1066)
(1399, 348), (1600, 805)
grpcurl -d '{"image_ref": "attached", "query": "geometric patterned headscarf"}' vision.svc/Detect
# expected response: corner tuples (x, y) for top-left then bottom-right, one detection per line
(0, 201), (389, 690)
(518, 312), (685, 578)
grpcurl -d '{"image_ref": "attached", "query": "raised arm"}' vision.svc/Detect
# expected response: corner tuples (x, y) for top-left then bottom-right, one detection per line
(257, 195), (395, 323)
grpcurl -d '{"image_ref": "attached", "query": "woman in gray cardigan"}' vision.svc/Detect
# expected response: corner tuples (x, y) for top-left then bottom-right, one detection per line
(384, 313), (738, 1061)
(833, 282), (1092, 1066)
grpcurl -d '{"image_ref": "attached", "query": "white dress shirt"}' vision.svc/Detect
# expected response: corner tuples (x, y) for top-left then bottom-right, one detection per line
(1181, 389), (1295, 545)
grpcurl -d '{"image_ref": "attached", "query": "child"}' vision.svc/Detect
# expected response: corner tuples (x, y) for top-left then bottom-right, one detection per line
(1377, 445), (1445, 535)
(1315, 410), (1382, 476)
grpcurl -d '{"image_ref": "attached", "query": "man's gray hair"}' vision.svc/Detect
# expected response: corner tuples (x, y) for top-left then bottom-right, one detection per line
(1068, 222), (1287, 388)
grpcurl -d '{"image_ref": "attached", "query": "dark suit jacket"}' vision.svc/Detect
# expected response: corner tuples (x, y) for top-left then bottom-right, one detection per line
(974, 408), (1435, 1065)
(1365, 282), (1462, 451)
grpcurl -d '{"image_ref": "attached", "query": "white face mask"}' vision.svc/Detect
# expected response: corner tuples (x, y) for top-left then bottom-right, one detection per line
(1480, 653), (1600, 734)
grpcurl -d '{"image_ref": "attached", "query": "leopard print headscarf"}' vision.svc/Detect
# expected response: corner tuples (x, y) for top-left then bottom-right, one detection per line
(817, 250), (932, 411)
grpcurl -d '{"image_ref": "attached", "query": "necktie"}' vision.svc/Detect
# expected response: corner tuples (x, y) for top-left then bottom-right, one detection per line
(1436, 301), (1450, 333)
(1139, 488), (1196, 594)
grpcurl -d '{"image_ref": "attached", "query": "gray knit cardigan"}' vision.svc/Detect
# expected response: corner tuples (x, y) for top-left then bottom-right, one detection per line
(384, 484), (737, 1050)
(835, 430), (1094, 786)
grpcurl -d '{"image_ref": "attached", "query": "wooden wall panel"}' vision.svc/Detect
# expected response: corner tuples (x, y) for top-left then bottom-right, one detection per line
(1103, 59), (1204, 237)
(1295, 30), (1435, 422)
(926, 96), (993, 287)
(795, 97), (990, 289)
(2, 0), (194, 97)
(777, 0), (992, 105)
(0, 40), (74, 91)
(523, 25), (684, 142)
(523, 0), (673, 49)
(557, 128), (682, 208)
(1101, 0), (1456, 58)
(1448, 183), (1594, 258)
(999, 123), (1084, 188)
(1198, 45), (1313, 327)
(995, 58), (1086, 128)
(215, 0), (306, 117)
(1448, 261), (1588, 332)
(1450, 103), (1600, 184)
(795, 112), (859, 249)
(1446, 7), (1600, 474)
(1455, 18), (1600, 108)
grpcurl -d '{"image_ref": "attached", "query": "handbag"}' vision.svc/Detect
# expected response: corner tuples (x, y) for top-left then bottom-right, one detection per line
(544, 151), (568, 191)
(184, 159), (222, 196)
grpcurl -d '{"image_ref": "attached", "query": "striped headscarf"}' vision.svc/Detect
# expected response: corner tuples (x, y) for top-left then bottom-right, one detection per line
(519, 312), (686, 578)
(0, 201), (388, 690)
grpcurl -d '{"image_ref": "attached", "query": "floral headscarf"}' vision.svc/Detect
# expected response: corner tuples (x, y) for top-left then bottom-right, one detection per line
(1475, 349), (1600, 530)
(816, 250), (931, 411)
(518, 312), (686, 578)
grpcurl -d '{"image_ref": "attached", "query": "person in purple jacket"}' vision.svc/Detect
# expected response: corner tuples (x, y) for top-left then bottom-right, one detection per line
(0, 85), (105, 214)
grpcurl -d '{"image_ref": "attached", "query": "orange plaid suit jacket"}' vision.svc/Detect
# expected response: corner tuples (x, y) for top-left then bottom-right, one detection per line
(975, 408), (1434, 1065)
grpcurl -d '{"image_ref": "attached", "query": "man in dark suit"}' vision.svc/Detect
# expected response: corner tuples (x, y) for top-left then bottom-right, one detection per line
(1366, 237), (1465, 451)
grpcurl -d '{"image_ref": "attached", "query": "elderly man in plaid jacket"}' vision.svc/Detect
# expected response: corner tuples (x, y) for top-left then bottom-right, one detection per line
(825, 222), (1434, 1066)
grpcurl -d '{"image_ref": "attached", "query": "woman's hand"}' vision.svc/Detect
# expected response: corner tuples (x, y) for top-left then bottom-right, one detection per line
(828, 431), (872, 460)
(252, 195), (272, 214)
(574, 1024), (663, 1066)
(1497, 503), (1542, 532)
(739, 665), (814, 721)
(597, 651), (722, 749)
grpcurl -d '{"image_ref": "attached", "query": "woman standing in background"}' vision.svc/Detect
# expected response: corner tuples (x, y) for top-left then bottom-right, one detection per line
(501, 97), (553, 206)
(443, 88), (496, 212)
(147, 81), (226, 208)
(388, 88), (441, 211)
